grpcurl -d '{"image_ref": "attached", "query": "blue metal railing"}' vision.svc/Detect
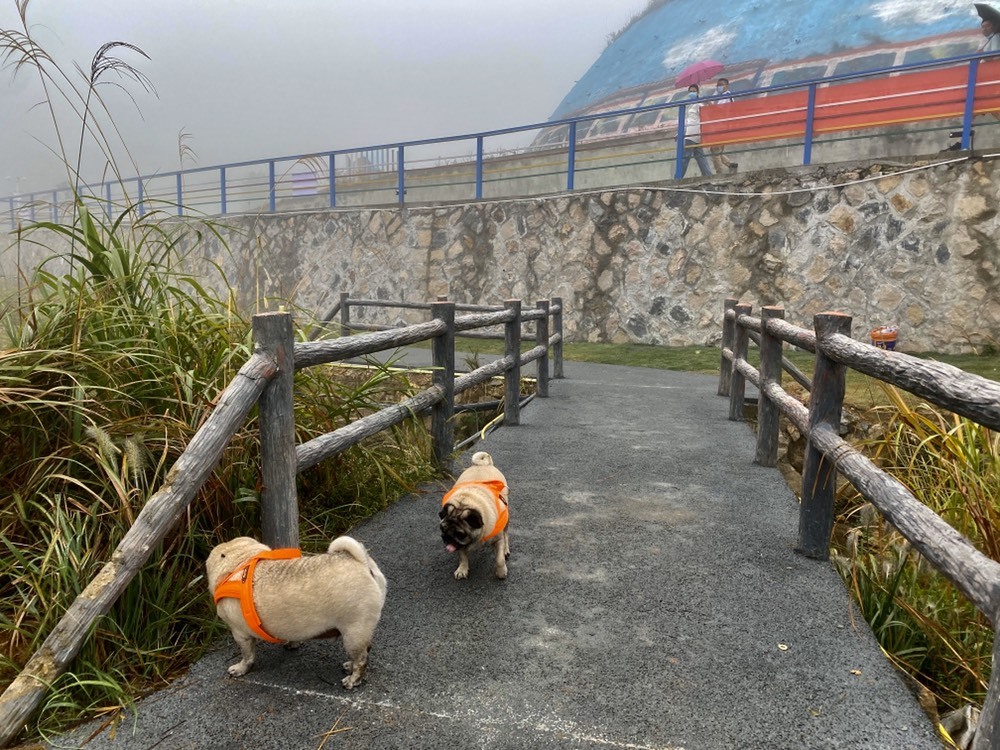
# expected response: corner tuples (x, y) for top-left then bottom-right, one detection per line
(3, 48), (998, 230)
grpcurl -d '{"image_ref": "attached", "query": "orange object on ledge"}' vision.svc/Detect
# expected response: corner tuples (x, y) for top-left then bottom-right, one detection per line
(870, 326), (899, 350)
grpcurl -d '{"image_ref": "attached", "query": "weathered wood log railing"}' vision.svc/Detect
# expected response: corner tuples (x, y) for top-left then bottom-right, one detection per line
(0, 296), (564, 749)
(717, 297), (1000, 750)
(322, 292), (564, 378)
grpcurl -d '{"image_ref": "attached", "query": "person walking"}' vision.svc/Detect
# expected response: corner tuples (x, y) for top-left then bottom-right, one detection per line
(709, 78), (739, 174)
(978, 3), (1000, 53)
(678, 85), (712, 178)
(944, 4), (1000, 150)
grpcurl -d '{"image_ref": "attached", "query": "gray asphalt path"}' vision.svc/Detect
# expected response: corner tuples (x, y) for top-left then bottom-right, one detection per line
(47, 360), (941, 750)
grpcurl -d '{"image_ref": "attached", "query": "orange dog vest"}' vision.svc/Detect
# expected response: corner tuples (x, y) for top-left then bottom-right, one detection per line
(442, 479), (509, 542)
(213, 548), (302, 643)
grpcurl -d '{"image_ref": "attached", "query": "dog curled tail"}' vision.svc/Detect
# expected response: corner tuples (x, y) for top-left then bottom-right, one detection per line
(328, 536), (387, 597)
(471, 451), (494, 466)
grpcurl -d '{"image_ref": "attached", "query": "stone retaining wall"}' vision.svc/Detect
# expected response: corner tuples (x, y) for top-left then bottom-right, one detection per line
(6, 158), (999, 352)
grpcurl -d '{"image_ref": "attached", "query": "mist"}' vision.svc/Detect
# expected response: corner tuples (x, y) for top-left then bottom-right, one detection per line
(0, 0), (648, 196)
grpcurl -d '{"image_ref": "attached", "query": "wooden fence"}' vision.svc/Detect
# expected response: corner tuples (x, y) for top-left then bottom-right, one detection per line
(0, 295), (564, 748)
(717, 297), (1000, 750)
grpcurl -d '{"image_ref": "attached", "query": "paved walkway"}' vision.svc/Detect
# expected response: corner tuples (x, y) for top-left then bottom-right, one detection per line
(49, 361), (941, 750)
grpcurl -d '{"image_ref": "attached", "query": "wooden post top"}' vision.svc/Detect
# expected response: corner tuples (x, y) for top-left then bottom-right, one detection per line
(252, 311), (292, 320)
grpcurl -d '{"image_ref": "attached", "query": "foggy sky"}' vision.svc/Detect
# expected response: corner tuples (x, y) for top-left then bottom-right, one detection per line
(0, 0), (647, 195)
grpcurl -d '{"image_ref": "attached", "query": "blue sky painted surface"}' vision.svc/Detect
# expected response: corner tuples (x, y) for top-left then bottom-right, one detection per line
(553, 0), (979, 116)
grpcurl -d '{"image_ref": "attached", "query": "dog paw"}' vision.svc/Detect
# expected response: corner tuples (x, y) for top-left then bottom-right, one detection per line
(342, 660), (353, 674)
(453, 567), (469, 580)
(227, 662), (250, 677)
(495, 565), (508, 580)
(341, 674), (361, 690)
(283, 641), (302, 651)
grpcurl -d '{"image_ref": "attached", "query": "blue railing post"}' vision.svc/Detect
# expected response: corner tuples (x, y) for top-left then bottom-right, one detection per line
(328, 153), (336, 207)
(804, 83), (818, 166)
(567, 122), (576, 190)
(268, 161), (276, 212)
(220, 167), (227, 214)
(475, 136), (484, 199)
(51, 190), (58, 222)
(397, 145), (405, 204)
(176, 173), (184, 216)
(137, 179), (144, 217)
(674, 104), (688, 180)
(105, 181), (113, 220)
(961, 58), (980, 150)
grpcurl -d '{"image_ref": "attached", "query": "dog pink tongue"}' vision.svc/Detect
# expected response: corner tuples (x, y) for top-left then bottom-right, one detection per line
(445, 543), (458, 553)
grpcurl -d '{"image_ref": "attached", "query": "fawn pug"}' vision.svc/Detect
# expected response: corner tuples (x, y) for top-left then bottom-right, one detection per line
(439, 451), (511, 579)
(206, 535), (387, 689)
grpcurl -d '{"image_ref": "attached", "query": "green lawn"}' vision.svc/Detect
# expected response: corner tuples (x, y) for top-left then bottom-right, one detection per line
(453, 337), (1000, 411)
(456, 337), (1000, 380)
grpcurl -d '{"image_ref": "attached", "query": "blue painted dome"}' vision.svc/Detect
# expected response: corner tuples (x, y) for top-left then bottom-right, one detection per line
(552, 0), (980, 119)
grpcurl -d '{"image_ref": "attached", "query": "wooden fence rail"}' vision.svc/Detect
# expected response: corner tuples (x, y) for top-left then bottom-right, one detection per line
(717, 296), (1000, 750)
(0, 295), (563, 749)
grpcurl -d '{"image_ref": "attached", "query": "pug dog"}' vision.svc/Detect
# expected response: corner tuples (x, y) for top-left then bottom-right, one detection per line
(439, 451), (510, 580)
(206, 535), (387, 689)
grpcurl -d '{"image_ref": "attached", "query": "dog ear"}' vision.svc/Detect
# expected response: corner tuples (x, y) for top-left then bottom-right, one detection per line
(439, 503), (453, 519)
(461, 508), (484, 529)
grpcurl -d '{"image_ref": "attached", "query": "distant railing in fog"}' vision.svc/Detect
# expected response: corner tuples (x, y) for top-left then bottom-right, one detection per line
(4, 49), (1000, 230)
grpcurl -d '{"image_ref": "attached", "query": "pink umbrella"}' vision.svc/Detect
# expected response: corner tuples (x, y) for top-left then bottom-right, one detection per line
(674, 60), (725, 88)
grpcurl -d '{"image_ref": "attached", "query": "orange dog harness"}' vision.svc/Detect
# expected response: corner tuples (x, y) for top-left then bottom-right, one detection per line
(213, 548), (302, 643)
(442, 479), (509, 542)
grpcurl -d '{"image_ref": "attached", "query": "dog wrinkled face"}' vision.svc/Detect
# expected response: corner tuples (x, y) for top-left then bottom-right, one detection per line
(439, 503), (484, 553)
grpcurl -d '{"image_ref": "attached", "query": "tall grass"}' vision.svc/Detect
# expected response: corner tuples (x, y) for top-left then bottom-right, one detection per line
(832, 385), (999, 718)
(0, 199), (441, 741)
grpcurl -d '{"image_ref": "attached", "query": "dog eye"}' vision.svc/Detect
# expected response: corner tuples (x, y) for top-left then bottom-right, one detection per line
(439, 504), (451, 519)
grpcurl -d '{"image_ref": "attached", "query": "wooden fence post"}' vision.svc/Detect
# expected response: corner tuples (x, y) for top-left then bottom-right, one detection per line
(504, 299), (522, 426)
(253, 312), (299, 549)
(339, 292), (350, 338)
(728, 302), (752, 422)
(718, 297), (738, 397)
(431, 301), (456, 470)
(552, 296), (564, 379)
(755, 306), (784, 468)
(535, 299), (550, 398)
(797, 312), (851, 560)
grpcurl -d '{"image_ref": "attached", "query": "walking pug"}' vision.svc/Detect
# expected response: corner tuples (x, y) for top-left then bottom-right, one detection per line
(439, 451), (511, 580)
(206, 535), (387, 689)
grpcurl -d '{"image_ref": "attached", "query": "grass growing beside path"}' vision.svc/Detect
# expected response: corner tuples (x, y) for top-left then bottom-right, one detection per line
(0, 208), (441, 743)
